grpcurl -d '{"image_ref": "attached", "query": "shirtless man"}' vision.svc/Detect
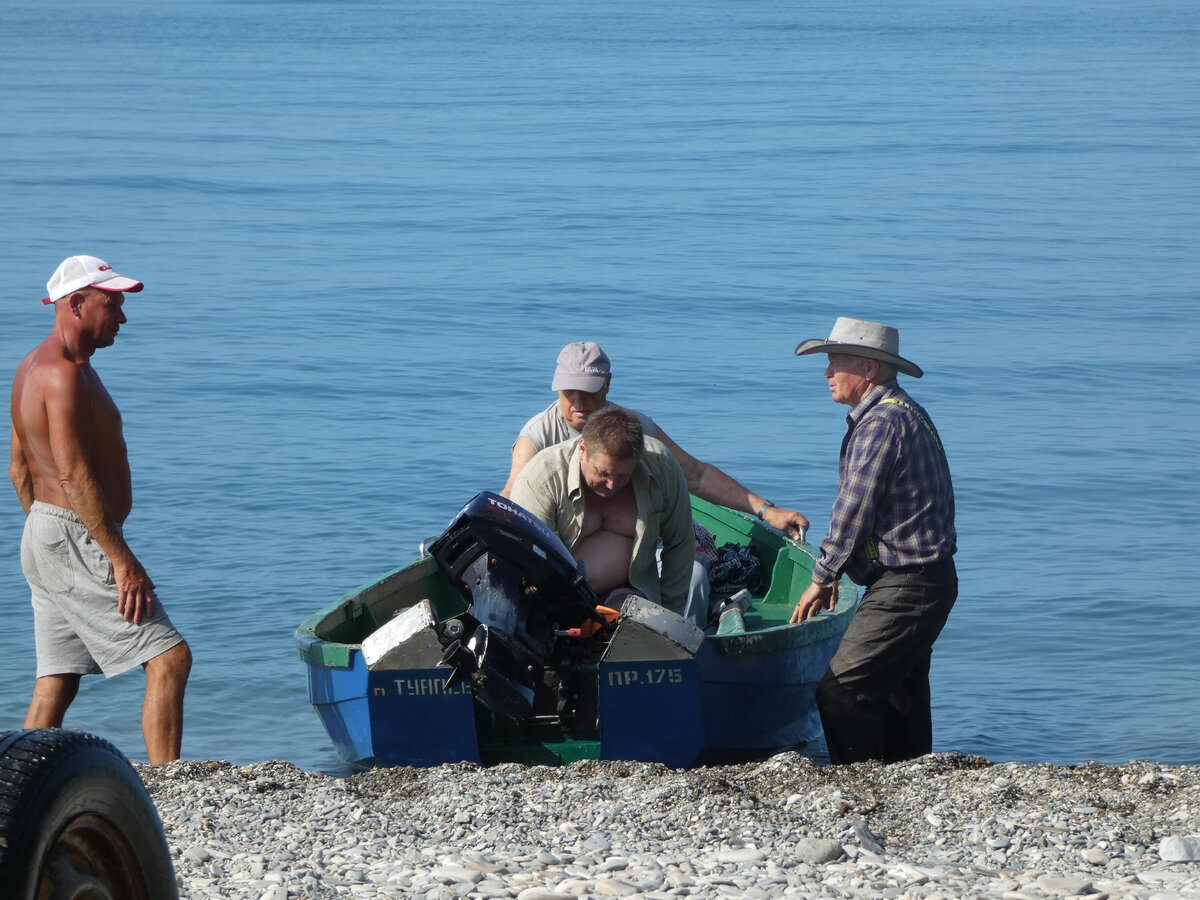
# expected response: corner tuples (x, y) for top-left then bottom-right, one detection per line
(510, 405), (698, 619)
(9, 255), (192, 763)
(500, 341), (810, 542)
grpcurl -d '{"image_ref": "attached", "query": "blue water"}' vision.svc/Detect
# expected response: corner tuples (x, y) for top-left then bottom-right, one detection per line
(1, 0), (1197, 772)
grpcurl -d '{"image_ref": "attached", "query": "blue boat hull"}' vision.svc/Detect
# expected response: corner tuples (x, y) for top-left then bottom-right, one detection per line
(300, 637), (842, 769)
(296, 496), (856, 769)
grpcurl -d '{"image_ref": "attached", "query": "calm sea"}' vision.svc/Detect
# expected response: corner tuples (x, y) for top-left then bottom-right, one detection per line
(1, 0), (1196, 772)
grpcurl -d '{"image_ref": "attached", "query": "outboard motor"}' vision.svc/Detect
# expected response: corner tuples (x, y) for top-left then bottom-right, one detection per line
(426, 491), (608, 721)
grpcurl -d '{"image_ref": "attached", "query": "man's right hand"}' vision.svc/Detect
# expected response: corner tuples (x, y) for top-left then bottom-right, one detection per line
(114, 555), (156, 624)
(764, 504), (810, 542)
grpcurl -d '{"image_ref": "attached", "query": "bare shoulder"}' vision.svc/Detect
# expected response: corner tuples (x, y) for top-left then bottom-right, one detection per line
(29, 341), (84, 381)
(13, 341), (89, 409)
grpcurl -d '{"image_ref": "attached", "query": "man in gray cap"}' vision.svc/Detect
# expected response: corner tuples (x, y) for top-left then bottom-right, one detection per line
(10, 255), (192, 763)
(511, 406), (698, 622)
(791, 317), (956, 764)
(501, 341), (810, 540)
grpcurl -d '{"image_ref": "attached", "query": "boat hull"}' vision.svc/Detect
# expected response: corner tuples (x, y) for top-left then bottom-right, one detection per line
(296, 496), (856, 769)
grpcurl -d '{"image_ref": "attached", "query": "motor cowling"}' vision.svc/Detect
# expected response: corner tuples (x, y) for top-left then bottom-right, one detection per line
(427, 491), (607, 721)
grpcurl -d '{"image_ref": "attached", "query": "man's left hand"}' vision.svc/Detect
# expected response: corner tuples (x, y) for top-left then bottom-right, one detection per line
(791, 580), (835, 624)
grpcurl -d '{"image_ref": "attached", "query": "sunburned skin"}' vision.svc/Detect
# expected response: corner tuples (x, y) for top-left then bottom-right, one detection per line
(574, 486), (638, 592)
(13, 346), (134, 522)
(573, 444), (639, 593)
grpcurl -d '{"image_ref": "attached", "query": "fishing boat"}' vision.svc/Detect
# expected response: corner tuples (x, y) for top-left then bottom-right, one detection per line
(294, 491), (857, 769)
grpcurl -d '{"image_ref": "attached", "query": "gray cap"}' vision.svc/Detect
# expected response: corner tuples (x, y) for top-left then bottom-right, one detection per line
(794, 317), (923, 378)
(552, 341), (611, 392)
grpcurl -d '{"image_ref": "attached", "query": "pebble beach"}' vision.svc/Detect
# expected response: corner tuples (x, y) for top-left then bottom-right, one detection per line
(136, 753), (1200, 900)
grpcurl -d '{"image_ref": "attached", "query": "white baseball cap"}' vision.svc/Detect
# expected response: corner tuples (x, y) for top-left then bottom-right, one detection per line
(42, 255), (144, 305)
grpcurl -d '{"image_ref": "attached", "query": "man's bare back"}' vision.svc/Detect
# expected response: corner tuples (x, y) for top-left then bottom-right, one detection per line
(11, 340), (133, 521)
(574, 484), (638, 594)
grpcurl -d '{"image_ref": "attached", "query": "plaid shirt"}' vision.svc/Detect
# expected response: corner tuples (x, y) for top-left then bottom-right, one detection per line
(812, 380), (956, 587)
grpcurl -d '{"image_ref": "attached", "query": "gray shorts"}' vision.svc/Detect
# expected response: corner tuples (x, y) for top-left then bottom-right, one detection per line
(21, 501), (184, 678)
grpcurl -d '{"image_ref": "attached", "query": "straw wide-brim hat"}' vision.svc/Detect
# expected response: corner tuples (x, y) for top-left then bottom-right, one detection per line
(794, 317), (923, 378)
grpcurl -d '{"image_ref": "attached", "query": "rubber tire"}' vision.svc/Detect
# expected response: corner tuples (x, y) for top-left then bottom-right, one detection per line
(0, 728), (178, 900)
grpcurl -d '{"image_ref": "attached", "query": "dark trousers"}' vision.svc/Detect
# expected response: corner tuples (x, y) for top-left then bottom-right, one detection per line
(817, 556), (957, 764)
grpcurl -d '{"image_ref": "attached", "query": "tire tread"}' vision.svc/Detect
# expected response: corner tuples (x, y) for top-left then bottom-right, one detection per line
(0, 728), (178, 900)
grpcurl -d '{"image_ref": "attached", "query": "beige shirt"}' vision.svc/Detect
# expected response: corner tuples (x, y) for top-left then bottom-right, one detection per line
(510, 436), (694, 614)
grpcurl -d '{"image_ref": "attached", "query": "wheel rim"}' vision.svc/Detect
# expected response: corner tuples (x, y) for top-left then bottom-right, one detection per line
(39, 813), (150, 900)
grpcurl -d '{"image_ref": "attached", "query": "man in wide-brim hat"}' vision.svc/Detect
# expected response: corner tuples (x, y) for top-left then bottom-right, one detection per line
(792, 317), (957, 764)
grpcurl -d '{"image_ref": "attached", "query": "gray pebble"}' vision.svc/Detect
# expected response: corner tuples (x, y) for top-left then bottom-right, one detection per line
(133, 754), (1200, 900)
(1160, 835), (1200, 861)
(1081, 846), (1109, 865)
(593, 879), (639, 896)
(431, 866), (484, 884)
(795, 837), (842, 864)
(717, 848), (766, 863)
(1036, 873), (1093, 895)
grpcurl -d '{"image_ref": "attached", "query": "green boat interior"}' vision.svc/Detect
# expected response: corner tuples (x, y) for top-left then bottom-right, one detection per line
(298, 495), (855, 670)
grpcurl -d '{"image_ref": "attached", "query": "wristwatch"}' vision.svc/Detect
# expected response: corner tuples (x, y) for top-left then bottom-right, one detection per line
(756, 499), (774, 520)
